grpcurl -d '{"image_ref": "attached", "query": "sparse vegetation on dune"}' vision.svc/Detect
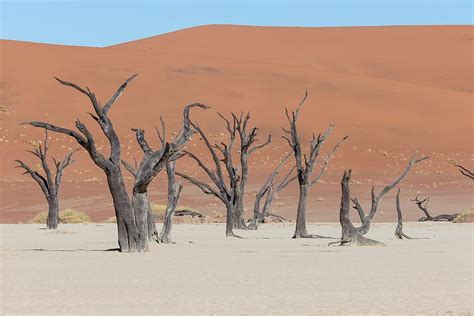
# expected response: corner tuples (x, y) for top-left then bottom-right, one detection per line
(30, 209), (91, 224)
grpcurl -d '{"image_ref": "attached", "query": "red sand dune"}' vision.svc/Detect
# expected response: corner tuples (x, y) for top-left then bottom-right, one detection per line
(0, 25), (472, 223)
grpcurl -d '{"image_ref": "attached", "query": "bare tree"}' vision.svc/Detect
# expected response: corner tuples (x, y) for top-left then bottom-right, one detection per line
(176, 118), (241, 237)
(454, 164), (474, 180)
(15, 130), (77, 229)
(248, 152), (296, 229)
(350, 152), (429, 235)
(394, 189), (412, 239)
(282, 92), (347, 238)
(231, 112), (271, 228)
(158, 160), (182, 243)
(24, 75), (144, 252)
(412, 195), (458, 222)
(122, 104), (208, 249)
(330, 170), (384, 246)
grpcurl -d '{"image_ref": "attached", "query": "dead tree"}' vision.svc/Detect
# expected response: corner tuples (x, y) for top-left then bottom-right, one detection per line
(176, 119), (240, 237)
(454, 164), (474, 180)
(351, 152), (429, 235)
(122, 104), (208, 248)
(394, 189), (412, 239)
(231, 112), (271, 229)
(158, 160), (182, 243)
(412, 195), (458, 222)
(330, 170), (384, 246)
(25, 75), (144, 252)
(15, 130), (77, 229)
(282, 92), (347, 238)
(248, 152), (296, 229)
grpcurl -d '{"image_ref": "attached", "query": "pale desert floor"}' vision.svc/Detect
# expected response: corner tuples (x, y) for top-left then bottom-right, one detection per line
(1, 222), (473, 315)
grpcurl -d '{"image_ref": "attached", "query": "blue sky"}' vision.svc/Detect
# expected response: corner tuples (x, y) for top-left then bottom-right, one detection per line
(1, 0), (472, 47)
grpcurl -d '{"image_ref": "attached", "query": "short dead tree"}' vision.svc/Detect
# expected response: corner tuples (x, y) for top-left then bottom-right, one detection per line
(412, 195), (458, 222)
(248, 152), (296, 229)
(176, 118), (241, 237)
(122, 104), (208, 247)
(350, 152), (429, 236)
(454, 164), (474, 180)
(25, 74), (145, 252)
(15, 129), (77, 229)
(330, 170), (384, 246)
(394, 189), (412, 239)
(282, 92), (347, 238)
(231, 112), (271, 229)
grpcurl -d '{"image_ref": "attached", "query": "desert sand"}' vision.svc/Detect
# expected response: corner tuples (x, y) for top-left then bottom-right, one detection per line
(1, 222), (473, 314)
(1, 25), (473, 223)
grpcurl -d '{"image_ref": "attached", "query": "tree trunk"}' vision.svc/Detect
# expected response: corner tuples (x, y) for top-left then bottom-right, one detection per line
(225, 201), (236, 237)
(46, 195), (59, 230)
(147, 207), (157, 240)
(131, 192), (151, 251)
(293, 183), (309, 238)
(233, 190), (247, 229)
(158, 161), (182, 244)
(106, 170), (140, 252)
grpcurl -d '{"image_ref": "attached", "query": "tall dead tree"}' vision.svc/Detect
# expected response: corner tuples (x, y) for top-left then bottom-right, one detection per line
(121, 104), (208, 249)
(282, 92), (347, 238)
(231, 112), (271, 229)
(394, 189), (412, 239)
(248, 152), (296, 229)
(25, 74), (144, 252)
(15, 130), (77, 229)
(350, 152), (429, 235)
(454, 164), (474, 180)
(412, 195), (458, 222)
(176, 118), (240, 237)
(330, 170), (384, 246)
(158, 160), (182, 243)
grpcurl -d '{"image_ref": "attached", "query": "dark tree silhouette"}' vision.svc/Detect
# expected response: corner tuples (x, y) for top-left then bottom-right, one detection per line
(394, 189), (412, 239)
(412, 195), (458, 222)
(350, 152), (429, 235)
(158, 160), (182, 243)
(24, 74), (144, 252)
(122, 104), (208, 249)
(330, 170), (384, 246)
(176, 117), (241, 237)
(248, 152), (296, 229)
(231, 112), (271, 229)
(282, 92), (347, 238)
(15, 129), (77, 229)
(454, 164), (474, 180)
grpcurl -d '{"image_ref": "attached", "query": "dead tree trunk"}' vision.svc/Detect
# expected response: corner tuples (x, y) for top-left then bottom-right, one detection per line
(282, 92), (347, 239)
(454, 164), (474, 179)
(330, 170), (384, 246)
(25, 74), (142, 252)
(122, 104), (208, 247)
(395, 189), (412, 239)
(158, 160), (183, 243)
(176, 118), (240, 237)
(230, 112), (271, 229)
(351, 152), (429, 236)
(412, 196), (458, 222)
(248, 152), (296, 229)
(15, 130), (77, 229)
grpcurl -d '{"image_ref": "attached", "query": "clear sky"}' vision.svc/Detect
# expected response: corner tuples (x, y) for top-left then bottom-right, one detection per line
(1, 0), (472, 47)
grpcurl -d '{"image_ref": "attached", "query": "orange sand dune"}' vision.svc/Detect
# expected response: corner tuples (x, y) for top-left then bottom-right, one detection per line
(0, 25), (472, 223)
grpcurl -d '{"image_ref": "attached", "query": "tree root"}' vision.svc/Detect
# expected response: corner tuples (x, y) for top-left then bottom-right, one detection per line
(329, 234), (385, 246)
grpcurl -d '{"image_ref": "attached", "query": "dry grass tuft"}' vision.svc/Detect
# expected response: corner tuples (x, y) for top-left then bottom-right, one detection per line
(29, 209), (91, 224)
(453, 207), (474, 223)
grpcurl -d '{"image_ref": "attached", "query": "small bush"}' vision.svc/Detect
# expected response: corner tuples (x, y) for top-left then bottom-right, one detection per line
(29, 209), (91, 224)
(453, 207), (474, 223)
